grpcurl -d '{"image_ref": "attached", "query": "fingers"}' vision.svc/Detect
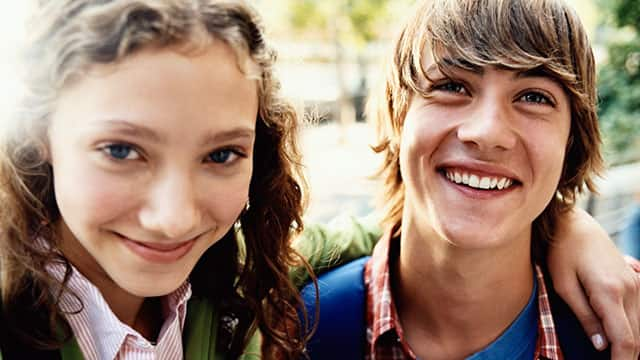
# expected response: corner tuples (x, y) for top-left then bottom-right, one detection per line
(553, 273), (608, 350)
(547, 207), (640, 357)
(620, 270), (640, 360)
(600, 302), (637, 360)
(588, 270), (640, 360)
(624, 255), (640, 273)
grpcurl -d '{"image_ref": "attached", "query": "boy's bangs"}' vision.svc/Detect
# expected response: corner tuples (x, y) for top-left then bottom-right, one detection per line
(414, 0), (579, 86)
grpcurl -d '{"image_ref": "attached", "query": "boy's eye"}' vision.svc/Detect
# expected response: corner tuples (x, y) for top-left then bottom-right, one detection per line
(208, 149), (238, 164)
(102, 144), (140, 160)
(432, 81), (467, 94)
(519, 92), (552, 105)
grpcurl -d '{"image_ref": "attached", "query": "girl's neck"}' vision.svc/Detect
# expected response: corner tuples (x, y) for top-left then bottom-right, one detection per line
(134, 297), (163, 341)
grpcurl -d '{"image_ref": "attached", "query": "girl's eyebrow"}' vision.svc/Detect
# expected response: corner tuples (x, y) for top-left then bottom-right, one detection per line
(199, 128), (255, 147)
(93, 119), (255, 146)
(97, 119), (165, 143)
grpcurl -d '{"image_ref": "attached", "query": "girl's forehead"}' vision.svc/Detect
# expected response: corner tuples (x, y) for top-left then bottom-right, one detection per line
(50, 43), (258, 140)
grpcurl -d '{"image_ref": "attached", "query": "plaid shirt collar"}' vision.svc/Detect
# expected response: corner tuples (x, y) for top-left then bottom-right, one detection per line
(364, 231), (563, 360)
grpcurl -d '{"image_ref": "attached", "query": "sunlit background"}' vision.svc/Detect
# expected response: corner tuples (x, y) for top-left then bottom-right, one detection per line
(0, 1), (638, 248)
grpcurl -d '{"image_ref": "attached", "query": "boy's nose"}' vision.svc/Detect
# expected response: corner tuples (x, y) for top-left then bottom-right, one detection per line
(456, 99), (517, 152)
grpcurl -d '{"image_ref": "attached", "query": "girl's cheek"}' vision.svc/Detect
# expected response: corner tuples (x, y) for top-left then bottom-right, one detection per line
(203, 175), (252, 225)
(56, 165), (140, 227)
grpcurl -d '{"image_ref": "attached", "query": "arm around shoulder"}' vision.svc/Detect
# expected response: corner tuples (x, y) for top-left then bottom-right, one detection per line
(290, 213), (382, 287)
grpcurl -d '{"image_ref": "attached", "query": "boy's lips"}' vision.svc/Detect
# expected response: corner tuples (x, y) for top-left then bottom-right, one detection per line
(435, 163), (522, 200)
(442, 168), (518, 191)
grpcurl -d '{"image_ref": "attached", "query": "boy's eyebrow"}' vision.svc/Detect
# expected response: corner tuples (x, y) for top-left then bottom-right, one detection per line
(424, 61), (558, 82)
(95, 119), (255, 146)
(513, 67), (566, 89)
(514, 67), (553, 79)
(424, 58), (484, 78)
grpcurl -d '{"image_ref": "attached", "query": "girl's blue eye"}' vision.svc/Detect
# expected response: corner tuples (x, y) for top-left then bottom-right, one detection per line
(209, 149), (234, 163)
(104, 144), (138, 160)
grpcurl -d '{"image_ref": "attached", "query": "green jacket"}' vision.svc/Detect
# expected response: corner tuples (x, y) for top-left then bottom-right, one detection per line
(0, 215), (381, 360)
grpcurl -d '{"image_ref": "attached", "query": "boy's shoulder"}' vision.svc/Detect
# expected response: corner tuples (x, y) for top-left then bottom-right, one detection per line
(302, 259), (611, 360)
(301, 256), (370, 359)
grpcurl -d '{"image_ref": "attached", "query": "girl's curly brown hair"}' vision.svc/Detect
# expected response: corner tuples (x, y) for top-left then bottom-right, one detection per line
(0, 0), (311, 358)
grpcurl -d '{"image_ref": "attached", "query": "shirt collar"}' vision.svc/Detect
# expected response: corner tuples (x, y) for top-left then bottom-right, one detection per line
(48, 261), (192, 360)
(365, 231), (564, 360)
(365, 230), (417, 358)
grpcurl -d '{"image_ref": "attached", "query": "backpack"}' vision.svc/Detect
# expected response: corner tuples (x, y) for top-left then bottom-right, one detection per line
(301, 257), (610, 360)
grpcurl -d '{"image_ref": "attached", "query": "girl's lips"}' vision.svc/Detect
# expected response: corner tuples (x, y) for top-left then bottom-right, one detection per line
(120, 236), (196, 264)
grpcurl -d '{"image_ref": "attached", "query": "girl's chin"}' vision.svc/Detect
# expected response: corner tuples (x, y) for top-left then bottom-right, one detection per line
(115, 276), (189, 298)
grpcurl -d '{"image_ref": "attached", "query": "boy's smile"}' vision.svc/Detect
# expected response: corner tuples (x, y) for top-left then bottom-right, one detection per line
(400, 62), (571, 250)
(443, 169), (515, 191)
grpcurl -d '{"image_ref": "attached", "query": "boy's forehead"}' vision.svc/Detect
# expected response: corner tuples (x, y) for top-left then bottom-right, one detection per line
(419, 50), (563, 84)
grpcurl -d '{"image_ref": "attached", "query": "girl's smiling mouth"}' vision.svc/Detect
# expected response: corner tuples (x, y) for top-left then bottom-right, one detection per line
(117, 233), (198, 263)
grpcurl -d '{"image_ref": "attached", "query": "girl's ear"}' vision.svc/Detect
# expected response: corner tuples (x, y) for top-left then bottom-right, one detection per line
(39, 137), (52, 164)
(38, 125), (52, 163)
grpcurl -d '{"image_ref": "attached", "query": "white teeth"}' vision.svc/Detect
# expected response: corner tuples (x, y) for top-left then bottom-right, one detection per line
(469, 174), (479, 187)
(445, 170), (514, 191)
(479, 177), (491, 189)
(497, 178), (506, 190)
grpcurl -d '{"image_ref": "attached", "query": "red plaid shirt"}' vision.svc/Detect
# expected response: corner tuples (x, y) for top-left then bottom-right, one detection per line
(365, 232), (564, 360)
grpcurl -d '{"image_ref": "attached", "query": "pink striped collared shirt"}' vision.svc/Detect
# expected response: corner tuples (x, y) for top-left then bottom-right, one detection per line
(48, 262), (192, 360)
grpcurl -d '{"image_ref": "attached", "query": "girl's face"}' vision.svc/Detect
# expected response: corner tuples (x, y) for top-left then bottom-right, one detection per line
(47, 40), (257, 298)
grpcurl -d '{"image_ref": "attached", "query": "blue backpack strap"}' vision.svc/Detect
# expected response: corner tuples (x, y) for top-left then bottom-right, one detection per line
(301, 256), (370, 359)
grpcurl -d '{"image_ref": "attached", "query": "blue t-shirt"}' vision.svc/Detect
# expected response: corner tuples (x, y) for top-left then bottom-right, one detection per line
(466, 275), (538, 360)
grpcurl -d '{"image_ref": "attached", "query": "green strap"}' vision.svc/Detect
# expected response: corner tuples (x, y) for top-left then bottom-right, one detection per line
(238, 331), (261, 360)
(60, 337), (84, 360)
(183, 297), (219, 360)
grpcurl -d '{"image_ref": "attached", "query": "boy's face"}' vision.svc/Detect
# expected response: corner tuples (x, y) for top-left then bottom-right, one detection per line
(47, 41), (257, 299)
(399, 56), (571, 249)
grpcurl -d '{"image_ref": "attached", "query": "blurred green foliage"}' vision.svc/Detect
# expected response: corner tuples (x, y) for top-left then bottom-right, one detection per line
(597, 0), (640, 164)
(284, 0), (413, 48)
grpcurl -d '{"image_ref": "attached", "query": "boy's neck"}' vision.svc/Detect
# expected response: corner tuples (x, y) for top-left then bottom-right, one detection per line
(393, 222), (534, 360)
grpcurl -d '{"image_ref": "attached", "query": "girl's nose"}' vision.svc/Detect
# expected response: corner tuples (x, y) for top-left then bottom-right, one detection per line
(138, 172), (202, 240)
